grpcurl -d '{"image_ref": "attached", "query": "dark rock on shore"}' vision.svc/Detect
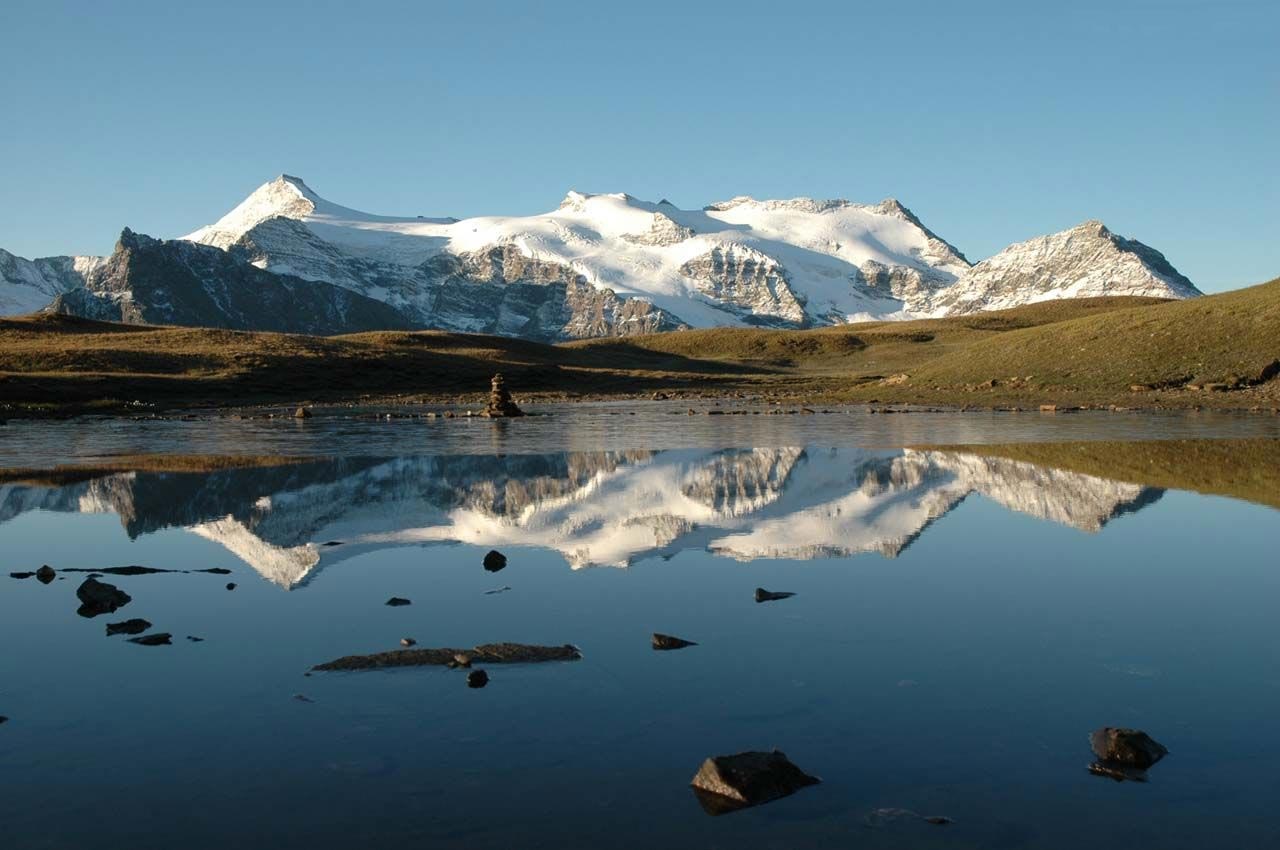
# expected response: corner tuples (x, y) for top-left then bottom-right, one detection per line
(652, 633), (698, 651)
(106, 618), (152, 636)
(483, 550), (507, 572)
(313, 642), (582, 672)
(76, 578), (132, 618)
(128, 633), (173, 646)
(467, 670), (489, 688)
(385, 596), (411, 606)
(691, 750), (820, 814)
(35, 565), (56, 584)
(754, 587), (796, 603)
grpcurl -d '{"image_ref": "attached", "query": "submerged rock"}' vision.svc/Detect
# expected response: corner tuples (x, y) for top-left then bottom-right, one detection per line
(865, 808), (954, 828)
(76, 578), (132, 618)
(62, 566), (177, 576)
(313, 642), (582, 672)
(691, 750), (820, 814)
(482, 550), (507, 572)
(35, 565), (56, 584)
(9, 572), (35, 580)
(226, 583), (237, 591)
(186, 636), (205, 642)
(754, 587), (796, 603)
(106, 618), (153, 636)
(1089, 727), (1168, 780)
(385, 597), (412, 607)
(652, 633), (698, 651)
(127, 633), (173, 646)
(467, 669), (489, 688)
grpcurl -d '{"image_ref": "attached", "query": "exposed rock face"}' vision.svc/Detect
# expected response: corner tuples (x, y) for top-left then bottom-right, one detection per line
(621, 212), (696, 247)
(928, 221), (1201, 315)
(46, 229), (416, 335)
(679, 245), (808, 326)
(690, 750), (820, 813)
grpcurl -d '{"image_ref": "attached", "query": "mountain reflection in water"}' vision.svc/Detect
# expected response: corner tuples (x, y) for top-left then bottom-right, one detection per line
(0, 448), (1168, 588)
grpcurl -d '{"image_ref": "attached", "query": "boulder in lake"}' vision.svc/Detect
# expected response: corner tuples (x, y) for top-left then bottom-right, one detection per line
(226, 582), (237, 591)
(400, 637), (417, 647)
(127, 633), (172, 646)
(691, 750), (820, 814)
(35, 565), (56, 584)
(294, 406), (312, 419)
(1089, 727), (1168, 780)
(754, 587), (796, 603)
(385, 597), (412, 607)
(76, 578), (132, 618)
(313, 642), (582, 672)
(9, 572), (35, 580)
(106, 618), (152, 636)
(1090, 727), (1168, 768)
(467, 669), (489, 688)
(652, 633), (698, 651)
(483, 550), (507, 572)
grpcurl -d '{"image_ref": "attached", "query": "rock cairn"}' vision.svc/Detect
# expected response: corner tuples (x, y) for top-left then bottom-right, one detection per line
(483, 373), (524, 418)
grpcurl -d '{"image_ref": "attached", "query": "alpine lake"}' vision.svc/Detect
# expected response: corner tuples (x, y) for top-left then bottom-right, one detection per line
(2, 402), (1279, 849)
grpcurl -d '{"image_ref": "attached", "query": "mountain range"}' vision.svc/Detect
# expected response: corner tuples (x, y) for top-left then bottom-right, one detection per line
(1, 175), (1201, 339)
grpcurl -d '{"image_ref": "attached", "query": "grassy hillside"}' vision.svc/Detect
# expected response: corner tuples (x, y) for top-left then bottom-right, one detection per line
(0, 279), (1276, 416)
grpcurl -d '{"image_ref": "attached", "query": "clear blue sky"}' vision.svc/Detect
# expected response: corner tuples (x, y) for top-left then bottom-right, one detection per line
(2, 0), (1276, 291)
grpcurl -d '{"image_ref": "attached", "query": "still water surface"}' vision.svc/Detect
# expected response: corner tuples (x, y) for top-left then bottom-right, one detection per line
(1, 407), (1278, 848)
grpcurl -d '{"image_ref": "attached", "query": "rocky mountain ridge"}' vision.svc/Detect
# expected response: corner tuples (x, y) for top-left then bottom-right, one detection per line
(0, 175), (1202, 338)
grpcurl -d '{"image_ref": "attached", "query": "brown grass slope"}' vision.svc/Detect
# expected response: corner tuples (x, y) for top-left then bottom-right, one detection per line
(0, 280), (1276, 415)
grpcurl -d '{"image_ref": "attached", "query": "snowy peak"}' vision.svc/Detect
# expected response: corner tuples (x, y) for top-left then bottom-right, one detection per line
(927, 219), (1201, 315)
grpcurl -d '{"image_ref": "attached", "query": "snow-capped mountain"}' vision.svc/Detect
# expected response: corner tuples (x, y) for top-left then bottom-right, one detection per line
(927, 220), (1200, 315)
(0, 175), (1201, 337)
(0, 249), (104, 315)
(0, 448), (1161, 587)
(179, 174), (973, 336)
